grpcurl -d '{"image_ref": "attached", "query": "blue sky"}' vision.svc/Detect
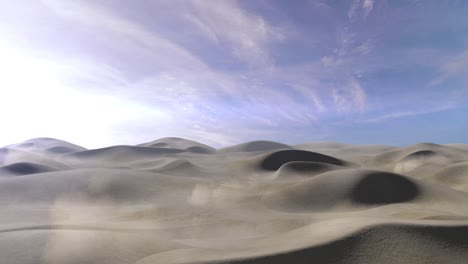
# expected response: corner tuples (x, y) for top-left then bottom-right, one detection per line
(0, 0), (467, 148)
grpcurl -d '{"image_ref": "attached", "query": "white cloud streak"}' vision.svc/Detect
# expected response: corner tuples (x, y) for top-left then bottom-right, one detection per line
(186, 0), (282, 67)
(40, 0), (209, 73)
(358, 104), (458, 123)
(35, 0), (322, 146)
(348, 0), (361, 19)
(362, 0), (374, 17)
(10, 0), (389, 147)
(331, 78), (367, 113)
(349, 79), (367, 111)
(348, 0), (374, 19)
(431, 49), (468, 86)
(318, 26), (369, 113)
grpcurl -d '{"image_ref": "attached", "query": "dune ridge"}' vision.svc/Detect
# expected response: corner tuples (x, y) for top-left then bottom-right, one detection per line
(0, 137), (468, 263)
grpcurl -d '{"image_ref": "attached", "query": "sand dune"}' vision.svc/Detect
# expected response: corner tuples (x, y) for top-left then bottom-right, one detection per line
(0, 162), (58, 177)
(3, 137), (87, 154)
(264, 168), (468, 213)
(1, 137), (468, 263)
(0, 148), (70, 169)
(427, 161), (468, 192)
(258, 150), (354, 170)
(57, 145), (186, 168)
(364, 143), (468, 178)
(138, 137), (215, 154)
(272, 161), (345, 181)
(136, 221), (468, 264)
(445, 143), (468, 151)
(295, 143), (398, 164)
(218, 140), (292, 153)
(372, 143), (468, 165)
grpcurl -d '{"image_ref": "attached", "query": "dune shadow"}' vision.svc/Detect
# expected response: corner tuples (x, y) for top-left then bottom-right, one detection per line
(351, 172), (419, 205)
(260, 150), (346, 171)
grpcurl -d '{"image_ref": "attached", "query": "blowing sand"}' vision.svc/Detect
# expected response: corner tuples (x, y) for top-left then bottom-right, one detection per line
(1, 137), (468, 263)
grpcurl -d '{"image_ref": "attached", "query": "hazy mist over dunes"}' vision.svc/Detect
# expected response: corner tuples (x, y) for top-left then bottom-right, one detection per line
(0, 137), (468, 263)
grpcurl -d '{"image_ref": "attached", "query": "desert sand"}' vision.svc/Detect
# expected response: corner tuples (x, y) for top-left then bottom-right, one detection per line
(1, 137), (468, 263)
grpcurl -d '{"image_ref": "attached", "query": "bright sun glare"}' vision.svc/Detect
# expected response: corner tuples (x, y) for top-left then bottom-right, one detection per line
(0, 39), (168, 148)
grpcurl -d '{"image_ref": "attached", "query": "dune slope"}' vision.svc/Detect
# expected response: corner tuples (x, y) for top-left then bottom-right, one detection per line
(0, 138), (468, 264)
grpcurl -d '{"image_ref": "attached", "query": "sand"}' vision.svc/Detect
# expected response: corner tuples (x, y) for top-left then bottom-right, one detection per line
(0, 137), (468, 263)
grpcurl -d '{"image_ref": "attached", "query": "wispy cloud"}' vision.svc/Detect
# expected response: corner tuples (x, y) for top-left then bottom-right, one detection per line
(362, 0), (374, 17)
(40, 0), (209, 74)
(320, 28), (372, 68)
(431, 49), (468, 86)
(331, 78), (367, 113)
(358, 104), (458, 123)
(317, 25), (370, 113)
(35, 0), (323, 146)
(349, 78), (367, 111)
(348, 0), (360, 19)
(37, 0), (374, 145)
(290, 84), (327, 113)
(348, 0), (374, 19)
(3, 0), (465, 147)
(186, 0), (283, 68)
